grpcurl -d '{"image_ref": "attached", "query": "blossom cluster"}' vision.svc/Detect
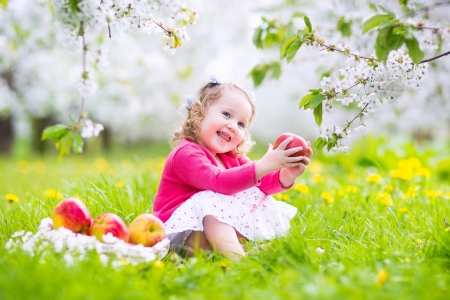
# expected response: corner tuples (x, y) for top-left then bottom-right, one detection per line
(5, 218), (170, 267)
(52, 0), (198, 54)
(317, 47), (428, 152)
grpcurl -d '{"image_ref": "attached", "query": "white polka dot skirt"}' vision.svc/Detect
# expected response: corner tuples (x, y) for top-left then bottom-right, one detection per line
(164, 187), (297, 242)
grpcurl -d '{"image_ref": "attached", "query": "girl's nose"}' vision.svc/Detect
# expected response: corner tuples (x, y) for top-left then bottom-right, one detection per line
(227, 123), (236, 132)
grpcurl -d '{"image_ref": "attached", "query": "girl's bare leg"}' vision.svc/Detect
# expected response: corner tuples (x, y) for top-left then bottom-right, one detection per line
(202, 215), (246, 259)
(184, 230), (213, 256)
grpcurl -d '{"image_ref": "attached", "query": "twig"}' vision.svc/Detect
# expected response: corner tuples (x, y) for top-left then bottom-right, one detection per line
(344, 103), (369, 130)
(402, 1), (450, 18)
(420, 50), (450, 63)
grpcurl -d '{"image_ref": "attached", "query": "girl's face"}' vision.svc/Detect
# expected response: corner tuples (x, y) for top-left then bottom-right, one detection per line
(197, 87), (252, 156)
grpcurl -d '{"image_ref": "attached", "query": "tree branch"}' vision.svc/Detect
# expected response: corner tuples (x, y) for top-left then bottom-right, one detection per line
(420, 50), (450, 63)
(402, 1), (450, 18)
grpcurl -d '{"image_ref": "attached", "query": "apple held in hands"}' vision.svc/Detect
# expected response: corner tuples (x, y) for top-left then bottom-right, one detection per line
(52, 198), (92, 234)
(129, 214), (165, 247)
(273, 133), (311, 157)
(87, 213), (130, 243)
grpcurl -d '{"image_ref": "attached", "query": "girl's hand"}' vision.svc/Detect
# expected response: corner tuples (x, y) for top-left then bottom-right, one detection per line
(279, 141), (313, 187)
(255, 137), (309, 179)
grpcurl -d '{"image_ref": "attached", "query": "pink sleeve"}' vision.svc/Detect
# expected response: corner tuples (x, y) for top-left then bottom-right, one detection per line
(238, 155), (293, 195)
(172, 147), (258, 195)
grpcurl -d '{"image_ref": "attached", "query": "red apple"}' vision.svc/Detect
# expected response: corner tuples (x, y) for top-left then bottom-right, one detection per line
(87, 213), (129, 243)
(273, 133), (311, 157)
(52, 198), (92, 234)
(128, 214), (165, 247)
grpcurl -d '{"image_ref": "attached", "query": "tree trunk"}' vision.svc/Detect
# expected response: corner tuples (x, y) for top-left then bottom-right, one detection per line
(0, 116), (13, 155)
(30, 116), (56, 154)
(101, 126), (111, 151)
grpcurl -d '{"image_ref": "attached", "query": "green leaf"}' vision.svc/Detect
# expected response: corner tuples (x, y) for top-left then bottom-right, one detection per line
(387, 33), (404, 50)
(270, 62), (282, 79)
(405, 36), (425, 64)
(327, 138), (337, 151)
(362, 14), (393, 33)
(375, 42), (389, 62)
(304, 16), (312, 33)
(299, 93), (315, 109)
(378, 6), (396, 17)
(55, 131), (73, 158)
(280, 36), (299, 60)
(41, 124), (70, 141)
(249, 64), (270, 87)
(286, 40), (303, 63)
(252, 27), (263, 48)
(313, 103), (323, 126)
(72, 133), (84, 154)
(291, 12), (305, 19)
(308, 88), (323, 94)
(305, 94), (324, 109)
(337, 17), (352, 37)
(0, 0), (8, 9)
(313, 138), (327, 152)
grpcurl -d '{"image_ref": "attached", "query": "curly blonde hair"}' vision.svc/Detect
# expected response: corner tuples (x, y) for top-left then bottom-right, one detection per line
(173, 81), (256, 155)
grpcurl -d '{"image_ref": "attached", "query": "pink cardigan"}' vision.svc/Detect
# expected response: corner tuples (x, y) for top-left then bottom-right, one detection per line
(152, 139), (292, 222)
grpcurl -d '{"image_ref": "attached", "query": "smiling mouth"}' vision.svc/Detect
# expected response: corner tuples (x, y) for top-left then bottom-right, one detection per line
(217, 131), (231, 142)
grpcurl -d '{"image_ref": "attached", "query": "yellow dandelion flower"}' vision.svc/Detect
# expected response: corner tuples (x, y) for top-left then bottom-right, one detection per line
(367, 173), (382, 184)
(309, 161), (323, 173)
(426, 191), (438, 199)
(384, 184), (394, 192)
(346, 185), (358, 193)
(17, 160), (30, 172)
(95, 157), (109, 172)
(416, 239), (423, 245)
(220, 262), (228, 268)
(401, 186), (419, 202)
(446, 192), (450, 199)
(295, 184), (310, 195)
(404, 257), (411, 264)
(312, 174), (323, 183)
(44, 189), (63, 200)
(280, 194), (289, 201)
(5, 194), (19, 203)
(376, 269), (388, 287)
(444, 227), (449, 232)
(389, 169), (413, 181)
(154, 260), (165, 269)
(116, 180), (125, 188)
(377, 192), (393, 206)
(398, 207), (407, 213)
(338, 189), (345, 197)
(321, 192), (334, 204)
(73, 194), (81, 200)
(33, 161), (47, 173)
(118, 258), (128, 265)
(399, 158), (421, 171)
(416, 167), (431, 178)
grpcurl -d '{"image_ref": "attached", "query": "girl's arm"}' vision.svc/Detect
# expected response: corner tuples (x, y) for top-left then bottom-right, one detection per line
(172, 146), (258, 195)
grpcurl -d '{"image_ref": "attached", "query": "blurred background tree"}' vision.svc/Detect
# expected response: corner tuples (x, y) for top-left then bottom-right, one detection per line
(0, 0), (449, 156)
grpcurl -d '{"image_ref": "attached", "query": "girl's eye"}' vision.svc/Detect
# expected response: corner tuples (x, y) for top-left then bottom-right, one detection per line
(222, 112), (230, 118)
(238, 122), (245, 128)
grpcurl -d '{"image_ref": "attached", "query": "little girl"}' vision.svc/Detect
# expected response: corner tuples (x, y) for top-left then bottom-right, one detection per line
(153, 77), (312, 259)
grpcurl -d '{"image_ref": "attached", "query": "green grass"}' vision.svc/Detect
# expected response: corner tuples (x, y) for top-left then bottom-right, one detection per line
(1, 136), (450, 299)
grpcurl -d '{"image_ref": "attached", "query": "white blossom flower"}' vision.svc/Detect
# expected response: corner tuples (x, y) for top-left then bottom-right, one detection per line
(320, 77), (332, 87)
(75, 80), (98, 97)
(81, 119), (104, 138)
(316, 247), (325, 254)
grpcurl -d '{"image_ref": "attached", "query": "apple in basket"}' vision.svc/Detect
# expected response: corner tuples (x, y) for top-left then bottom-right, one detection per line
(273, 132), (311, 157)
(87, 213), (130, 243)
(52, 198), (92, 234)
(129, 214), (165, 247)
